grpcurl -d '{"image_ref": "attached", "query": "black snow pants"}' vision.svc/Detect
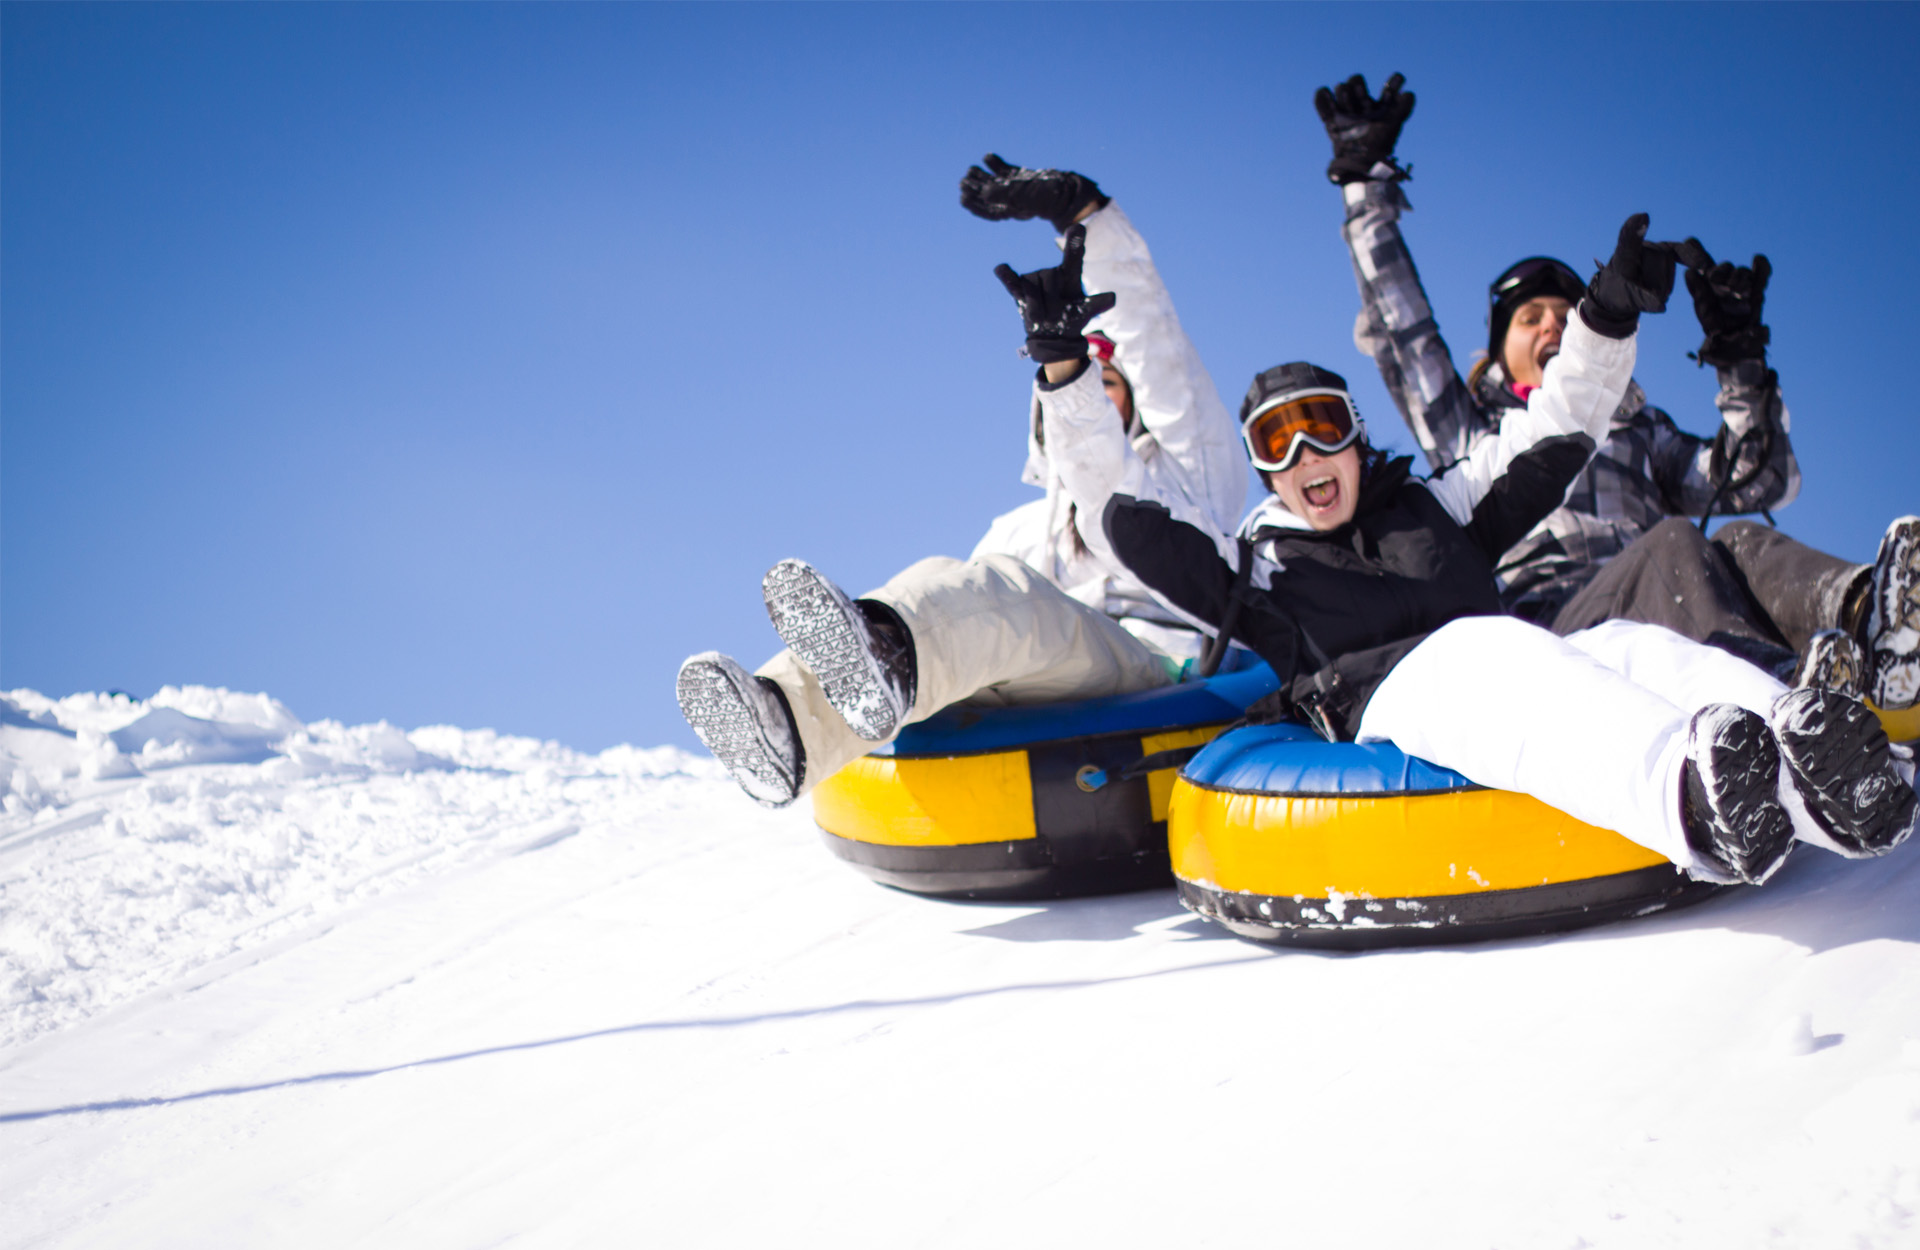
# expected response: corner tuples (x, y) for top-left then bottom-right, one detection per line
(1549, 517), (1868, 677)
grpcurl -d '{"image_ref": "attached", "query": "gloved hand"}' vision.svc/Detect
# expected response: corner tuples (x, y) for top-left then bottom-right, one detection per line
(1580, 213), (1682, 338)
(993, 224), (1117, 364)
(1312, 72), (1415, 185)
(1677, 240), (1772, 366)
(960, 154), (1108, 233)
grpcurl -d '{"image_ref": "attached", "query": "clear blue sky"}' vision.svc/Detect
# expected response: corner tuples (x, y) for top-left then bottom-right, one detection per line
(5, 2), (1916, 752)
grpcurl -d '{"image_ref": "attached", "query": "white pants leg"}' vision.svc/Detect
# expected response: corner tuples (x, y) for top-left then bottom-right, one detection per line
(1357, 616), (1703, 871)
(1560, 618), (1788, 719)
(758, 555), (1173, 796)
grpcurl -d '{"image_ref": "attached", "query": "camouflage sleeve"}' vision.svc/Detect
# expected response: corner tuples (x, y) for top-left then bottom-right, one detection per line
(1341, 178), (1488, 471)
(1648, 359), (1802, 517)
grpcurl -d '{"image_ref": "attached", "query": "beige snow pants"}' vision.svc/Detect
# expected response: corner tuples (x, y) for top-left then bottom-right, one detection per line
(756, 554), (1174, 797)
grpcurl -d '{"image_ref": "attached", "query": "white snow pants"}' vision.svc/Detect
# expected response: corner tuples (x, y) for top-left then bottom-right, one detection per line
(757, 554), (1174, 797)
(1357, 616), (1818, 877)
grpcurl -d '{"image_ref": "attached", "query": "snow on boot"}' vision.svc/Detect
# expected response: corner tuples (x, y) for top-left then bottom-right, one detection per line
(1770, 687), (1917, 857)
(1794, 629), (1866, 700)
(762, 559), (914, 742)
(1867, 516), (1920, 711)
(1680, 703), (1795, 885)
(675, 652), (804, 808)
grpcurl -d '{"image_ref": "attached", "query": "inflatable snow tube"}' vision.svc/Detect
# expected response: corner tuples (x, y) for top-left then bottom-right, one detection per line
(1168, 723), (1725, 949)
(1875, 699), (1919, 745)
(810, 659), (1278, 900)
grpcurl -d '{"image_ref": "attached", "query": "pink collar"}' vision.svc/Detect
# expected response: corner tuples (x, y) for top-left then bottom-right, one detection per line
(1511, 382), (1539, 402)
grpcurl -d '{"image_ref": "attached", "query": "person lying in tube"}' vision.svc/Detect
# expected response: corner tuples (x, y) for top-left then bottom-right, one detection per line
(1096, 214), (1917, 888)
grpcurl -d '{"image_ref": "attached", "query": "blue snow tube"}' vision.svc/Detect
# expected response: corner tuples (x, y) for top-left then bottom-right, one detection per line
(809, 657), (1278, 900)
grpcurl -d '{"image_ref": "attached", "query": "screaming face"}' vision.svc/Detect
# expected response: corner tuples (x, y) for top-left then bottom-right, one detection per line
(1266, 445), (1364, 531)
(1501, 295), (1572, 390)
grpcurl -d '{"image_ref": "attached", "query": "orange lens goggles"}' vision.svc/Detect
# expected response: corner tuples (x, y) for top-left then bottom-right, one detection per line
(1242, 390), (1361, 471)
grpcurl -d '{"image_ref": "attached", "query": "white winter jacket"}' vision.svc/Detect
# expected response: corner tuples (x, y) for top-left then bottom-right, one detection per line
(969, 203), (1244, 658)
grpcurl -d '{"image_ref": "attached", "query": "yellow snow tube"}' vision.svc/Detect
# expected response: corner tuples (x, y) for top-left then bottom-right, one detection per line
(1168, 723), (1722, 948)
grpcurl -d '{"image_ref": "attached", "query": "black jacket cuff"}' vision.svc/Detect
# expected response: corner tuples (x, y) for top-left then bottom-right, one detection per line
(1577, 296), (1637, 340)
(1035, 358), (1091, 391)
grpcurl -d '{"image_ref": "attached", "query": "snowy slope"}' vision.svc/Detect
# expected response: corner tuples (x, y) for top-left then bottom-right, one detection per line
(3, 687), (1919, 1248)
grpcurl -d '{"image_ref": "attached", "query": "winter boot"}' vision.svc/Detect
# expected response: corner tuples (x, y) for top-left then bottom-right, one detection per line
(675, 652), (805, 807)
(1679, 703), (1795, 885)
(1866, 516), (1920, 711)
(762, 559), (916, 742)
(1770, 687), (1917, 857)
(1794, 629), (1866, 700)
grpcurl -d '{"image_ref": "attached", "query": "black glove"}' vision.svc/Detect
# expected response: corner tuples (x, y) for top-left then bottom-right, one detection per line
(1677, 241), (1772, 366)
(993, 224), (1117, 365)
(1312, 72), (1415, 185)
(1580, 213), (1682, 338)
(960, 154), (1108, 233)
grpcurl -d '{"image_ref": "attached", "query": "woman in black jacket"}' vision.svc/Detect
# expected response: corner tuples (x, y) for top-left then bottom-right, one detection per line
(1101, 218), (1916, 887)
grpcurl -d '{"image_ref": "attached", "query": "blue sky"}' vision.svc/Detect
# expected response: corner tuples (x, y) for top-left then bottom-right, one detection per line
(5, 2), (1916, 752)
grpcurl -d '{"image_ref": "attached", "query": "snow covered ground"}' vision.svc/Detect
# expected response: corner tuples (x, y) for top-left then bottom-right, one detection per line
(3, 686), (1919, 1248)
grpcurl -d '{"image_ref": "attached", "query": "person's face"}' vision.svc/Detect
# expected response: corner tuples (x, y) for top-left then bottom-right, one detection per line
(1501, 296), (1572, 389)
(1101, 363), (1133, 429)
(1263, 444), (1363, 531)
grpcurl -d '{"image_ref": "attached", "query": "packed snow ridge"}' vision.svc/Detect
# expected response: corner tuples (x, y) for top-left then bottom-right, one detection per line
(0, 686), (714, 1050)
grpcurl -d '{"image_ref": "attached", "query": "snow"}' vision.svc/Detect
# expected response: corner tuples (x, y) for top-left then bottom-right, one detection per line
(4, 687), (1920, 1247)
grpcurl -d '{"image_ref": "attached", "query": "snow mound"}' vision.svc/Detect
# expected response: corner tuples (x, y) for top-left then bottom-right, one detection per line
(0, 686), (718, 1049)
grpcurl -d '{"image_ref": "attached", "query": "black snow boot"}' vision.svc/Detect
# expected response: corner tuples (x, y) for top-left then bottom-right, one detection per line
(675, 652), (805, 807)
(1770, 687), (1917, 857)
(762, 559), (916, 742)
(1680, 703), (1795, 885)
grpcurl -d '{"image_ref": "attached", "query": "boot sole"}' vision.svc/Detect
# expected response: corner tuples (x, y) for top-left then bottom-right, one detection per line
(763, 560), (903, 742)
(1772, 687), (1917, 857)
(1687, 704), (1794, 885)
(1795, 629), (1865, 701)
(1869, 517), (1920, 710)
(675, 653), (799, 808)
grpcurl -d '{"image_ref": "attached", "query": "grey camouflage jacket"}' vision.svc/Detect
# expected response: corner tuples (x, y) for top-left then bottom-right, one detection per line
(1340, 178), (1801, 622)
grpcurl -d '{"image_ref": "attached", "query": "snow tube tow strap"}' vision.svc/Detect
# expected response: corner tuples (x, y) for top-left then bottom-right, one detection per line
(810, 659), (1279, 900)
(1169, 723), (1724, 949)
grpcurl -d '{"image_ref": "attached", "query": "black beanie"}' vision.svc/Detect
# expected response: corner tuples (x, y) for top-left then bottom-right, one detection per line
(1486, 257), (1586, 366)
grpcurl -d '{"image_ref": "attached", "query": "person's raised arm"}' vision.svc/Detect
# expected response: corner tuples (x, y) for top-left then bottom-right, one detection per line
(993, 226), (1230, 570)
(1648, 244), (1801, 520)
(964, 155), (1243, 533)
(1315, 72), (1484, 471)
(1425, 215), (1679, 554)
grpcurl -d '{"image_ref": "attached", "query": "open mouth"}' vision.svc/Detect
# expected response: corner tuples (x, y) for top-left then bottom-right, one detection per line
(1302, 474), (1340, 511)
(1537, 341), (1561, 369)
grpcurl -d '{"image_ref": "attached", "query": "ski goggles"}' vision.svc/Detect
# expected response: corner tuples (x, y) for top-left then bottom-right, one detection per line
(1490, 256), (1584, 305)
(1240, 389), (1364, 472)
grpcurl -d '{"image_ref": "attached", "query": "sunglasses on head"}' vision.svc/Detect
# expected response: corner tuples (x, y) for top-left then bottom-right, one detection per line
(1241, 389), (1363, 472)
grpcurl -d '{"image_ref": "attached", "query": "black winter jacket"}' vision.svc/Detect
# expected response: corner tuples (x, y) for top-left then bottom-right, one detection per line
(1101, 309), (1639, 740)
